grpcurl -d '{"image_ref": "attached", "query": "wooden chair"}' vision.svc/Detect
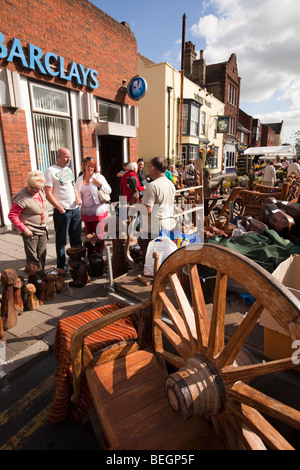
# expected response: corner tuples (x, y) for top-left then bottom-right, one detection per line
(70, 244), (300, 450)
(220, 172), (300, 220)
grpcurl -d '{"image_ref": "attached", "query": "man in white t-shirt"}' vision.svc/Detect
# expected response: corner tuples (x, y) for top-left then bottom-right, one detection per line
(44, 148), (82, 270)
(287, 159), (300, 176)
(139, 156), (175, 262)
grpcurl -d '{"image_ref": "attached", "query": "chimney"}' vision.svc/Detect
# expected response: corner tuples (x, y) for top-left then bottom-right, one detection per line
(192, 49), (206, 87)
(184, 41), (197, 76)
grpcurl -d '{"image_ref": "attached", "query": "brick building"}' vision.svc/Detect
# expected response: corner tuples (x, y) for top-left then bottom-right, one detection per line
(184, 43), (241, 173)
(0, 0), (140, 229)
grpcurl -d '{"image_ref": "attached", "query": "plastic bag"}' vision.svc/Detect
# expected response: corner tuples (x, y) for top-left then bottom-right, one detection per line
(143, 236), (177, 277)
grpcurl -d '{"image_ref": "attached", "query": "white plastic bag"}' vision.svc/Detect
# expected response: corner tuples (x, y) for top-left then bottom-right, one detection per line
(143, 236), (177, 277)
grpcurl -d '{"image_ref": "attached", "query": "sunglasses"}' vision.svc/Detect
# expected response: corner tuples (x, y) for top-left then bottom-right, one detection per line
(29, 186), (40, 192)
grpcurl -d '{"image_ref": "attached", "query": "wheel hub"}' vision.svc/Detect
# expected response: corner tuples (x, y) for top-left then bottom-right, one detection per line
(165, 354), (227, 421)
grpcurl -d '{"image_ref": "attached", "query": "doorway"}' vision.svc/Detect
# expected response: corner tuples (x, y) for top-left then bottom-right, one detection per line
(99, 137), (123, 203)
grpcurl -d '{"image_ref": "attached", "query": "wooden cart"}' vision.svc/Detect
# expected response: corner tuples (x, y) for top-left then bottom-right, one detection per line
(70, 244), (300, 450)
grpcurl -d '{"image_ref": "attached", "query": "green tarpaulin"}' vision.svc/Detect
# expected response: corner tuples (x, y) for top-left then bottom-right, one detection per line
(208, 229), (300, 273)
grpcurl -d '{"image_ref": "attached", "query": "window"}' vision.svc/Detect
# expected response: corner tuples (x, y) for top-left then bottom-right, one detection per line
(226, 151), (235, 168)
(182, 104), (188, 134)
(228, 83), (237, 106)
(189, 145), (198, 160)
(207, 147), (218, 169)
(190, 104), (199, 136)
(214, 118), (218, 138)
(30, 83), (73, 173)
(228, 116), (235, 136)
(181, 100), (200, 136)
(98, 101), (122, 123)
(181, 145), (187, 167)
(200, 112), (206, 135)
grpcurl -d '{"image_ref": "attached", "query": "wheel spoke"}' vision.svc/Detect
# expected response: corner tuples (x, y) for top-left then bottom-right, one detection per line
(169, 273), (198, 353)
(216, 300), (263, 368)
(229, 381), (300, 430)
(159, 292), (195, 356)
(156, 350), (185, 369)
(207, 271), (227, 358)
(222, 357), (299, 384)
(187, 263), (210, 347)
(154, 318), (191, 361)
(230, 402), (294, 450)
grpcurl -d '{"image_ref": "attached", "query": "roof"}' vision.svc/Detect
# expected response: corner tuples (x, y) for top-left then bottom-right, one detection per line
(137, 53), (155, 66)
(244, 145), (296, 156)
(264, 122), (283, 134)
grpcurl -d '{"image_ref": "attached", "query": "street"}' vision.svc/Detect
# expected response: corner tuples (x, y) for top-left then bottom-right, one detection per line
(0, 350), (299, 451)
(0, 353), (98, 450)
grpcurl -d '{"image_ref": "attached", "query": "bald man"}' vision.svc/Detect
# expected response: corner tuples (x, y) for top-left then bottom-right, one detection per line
(44, 147), (82, 271)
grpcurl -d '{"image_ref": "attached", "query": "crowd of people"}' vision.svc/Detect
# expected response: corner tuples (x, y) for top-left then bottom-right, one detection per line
(8, 149), (196, 277)
(262, 156), (300, 186)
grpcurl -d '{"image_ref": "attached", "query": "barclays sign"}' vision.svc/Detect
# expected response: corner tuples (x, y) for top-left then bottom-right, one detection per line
(0, 32), (98, 89)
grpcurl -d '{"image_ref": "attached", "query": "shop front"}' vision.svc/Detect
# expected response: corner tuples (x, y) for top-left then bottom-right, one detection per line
(0, 0), (139, 229)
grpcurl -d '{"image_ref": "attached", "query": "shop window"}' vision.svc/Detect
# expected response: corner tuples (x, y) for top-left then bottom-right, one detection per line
(30, 83), (73, 173)
(98, 101), (122, 123)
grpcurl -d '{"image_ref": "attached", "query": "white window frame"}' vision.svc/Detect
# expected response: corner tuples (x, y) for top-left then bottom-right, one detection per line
(29, 82), (73, 173)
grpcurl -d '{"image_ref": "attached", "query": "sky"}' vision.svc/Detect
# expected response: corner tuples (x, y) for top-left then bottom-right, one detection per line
(90, 0), (300, 144)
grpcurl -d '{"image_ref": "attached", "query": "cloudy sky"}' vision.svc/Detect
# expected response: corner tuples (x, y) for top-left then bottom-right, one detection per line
(92, 0), (300, 143)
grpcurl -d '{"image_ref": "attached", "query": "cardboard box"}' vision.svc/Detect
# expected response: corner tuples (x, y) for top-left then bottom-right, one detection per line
(260, 255), (300, 360)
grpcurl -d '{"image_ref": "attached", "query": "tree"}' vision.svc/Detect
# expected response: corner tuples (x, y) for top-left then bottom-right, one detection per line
(295, 131), (300, 158)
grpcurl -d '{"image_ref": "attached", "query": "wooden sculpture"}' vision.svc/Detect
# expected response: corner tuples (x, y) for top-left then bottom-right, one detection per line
(70, 245), (300, 450)
(1, 269), (19, 330)
(13, 277), (24, 315)
(24, 283), (40, 311)
(45, 273), (57, 300)
(67, 246), (90, 288)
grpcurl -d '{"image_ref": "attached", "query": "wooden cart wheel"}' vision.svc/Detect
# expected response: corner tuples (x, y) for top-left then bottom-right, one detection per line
(151, 244), (300, 450)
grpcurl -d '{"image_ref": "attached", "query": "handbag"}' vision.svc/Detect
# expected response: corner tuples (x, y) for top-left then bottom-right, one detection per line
(97, 188), (110, 203)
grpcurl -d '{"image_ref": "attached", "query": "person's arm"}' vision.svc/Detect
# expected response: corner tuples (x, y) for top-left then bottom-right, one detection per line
(92, 174), (112, 194)
(8, 203), (33, 236)
(74, 184), (82, 206)
(44, 185), (65, 213)
(135, 174), (145, 192)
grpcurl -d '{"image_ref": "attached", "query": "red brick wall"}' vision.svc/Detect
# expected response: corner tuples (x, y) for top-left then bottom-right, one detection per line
(0, 0), (139, 197)
(0, 107), (32, 198)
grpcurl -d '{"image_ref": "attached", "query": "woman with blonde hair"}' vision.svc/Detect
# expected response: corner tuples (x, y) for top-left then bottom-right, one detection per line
(75, 157), (111, 252)
(8, 170), (48, 278)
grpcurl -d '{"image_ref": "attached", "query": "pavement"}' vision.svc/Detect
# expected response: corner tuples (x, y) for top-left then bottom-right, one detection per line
(0, 222), (114, 385)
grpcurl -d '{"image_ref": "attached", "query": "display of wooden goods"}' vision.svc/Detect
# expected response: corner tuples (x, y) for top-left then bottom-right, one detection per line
(67, 246), (90, 288)
(70, 244), (300, 450)
(261, 198), (295, 237)
(1, 268), (19, 330)
(222, 171), (300, 221)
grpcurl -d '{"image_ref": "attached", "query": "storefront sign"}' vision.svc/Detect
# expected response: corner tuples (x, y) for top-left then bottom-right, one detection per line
(0, 32), (98, 89)
(217, 116), (229, 133)
(127, 75), (147, 100)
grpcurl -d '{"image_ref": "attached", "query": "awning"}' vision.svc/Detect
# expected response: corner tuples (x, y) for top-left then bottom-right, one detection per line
(244, 145), (296, 156)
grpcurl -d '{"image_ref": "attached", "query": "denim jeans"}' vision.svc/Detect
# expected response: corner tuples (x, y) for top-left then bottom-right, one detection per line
(53, 208), (82, 269)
